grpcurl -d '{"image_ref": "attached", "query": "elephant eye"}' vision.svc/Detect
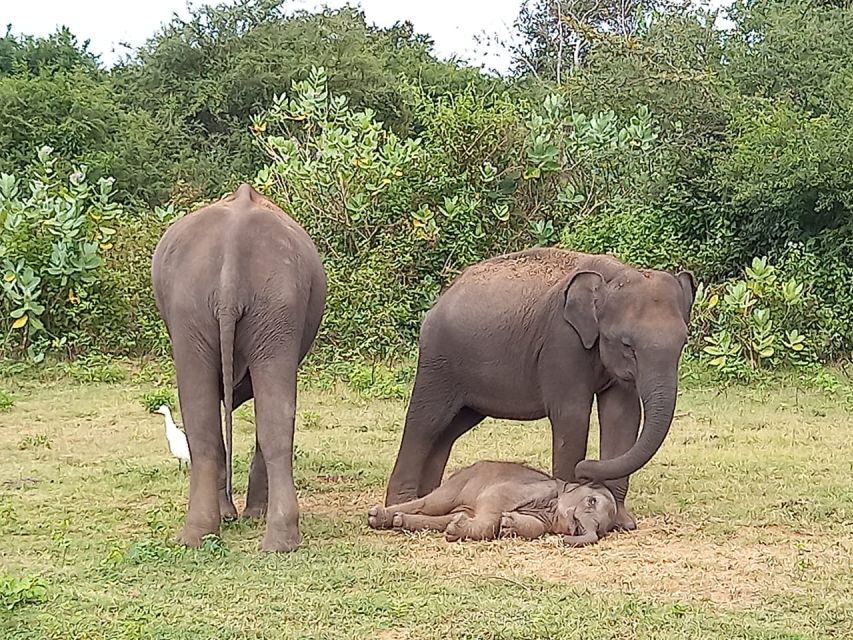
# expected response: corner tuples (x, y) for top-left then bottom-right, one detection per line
(586, 496), (597, 506)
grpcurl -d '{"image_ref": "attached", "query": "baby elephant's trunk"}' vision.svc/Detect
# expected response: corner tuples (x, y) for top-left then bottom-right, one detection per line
(561, 531), (599, 547)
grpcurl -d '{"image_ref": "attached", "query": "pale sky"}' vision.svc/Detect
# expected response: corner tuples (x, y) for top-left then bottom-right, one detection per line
(3, 0), (730, 73)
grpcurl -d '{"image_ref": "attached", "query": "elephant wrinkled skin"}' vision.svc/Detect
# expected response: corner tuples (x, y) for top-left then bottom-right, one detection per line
(385, 248), (695, 531)
(370, 461), (617, 546)
(151, 183), (326, 552)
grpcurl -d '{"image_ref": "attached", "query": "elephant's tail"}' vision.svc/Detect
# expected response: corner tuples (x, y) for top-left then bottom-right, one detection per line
(219, 313), (237, 502)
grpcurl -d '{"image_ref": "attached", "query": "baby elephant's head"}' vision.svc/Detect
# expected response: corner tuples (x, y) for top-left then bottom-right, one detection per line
(553, 483), (617, 547)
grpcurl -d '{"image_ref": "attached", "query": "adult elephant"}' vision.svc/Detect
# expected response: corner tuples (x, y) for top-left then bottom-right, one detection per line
(152, 183), (326, 552)
(384, 248), (695, 530)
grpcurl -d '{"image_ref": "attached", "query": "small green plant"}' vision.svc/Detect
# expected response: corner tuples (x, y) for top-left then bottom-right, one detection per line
(300, 410), (322, 430)
(0, 575), (48, 611)
(141, 388), (177, 413)
(529, 219), (557, 246)
(18, 433), (52, 450)
(0, 500), (16, 533)
(125, 538), (181, 565)
(50, 518), (71, 563)
(342, 361), (411, 399)
(199, 534), (229, 558)
(0, 389), (14, 412)
(144, 505), (177, 534)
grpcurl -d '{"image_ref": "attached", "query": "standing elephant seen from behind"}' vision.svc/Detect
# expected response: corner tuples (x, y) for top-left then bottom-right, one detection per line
(152, 183), (326, 553)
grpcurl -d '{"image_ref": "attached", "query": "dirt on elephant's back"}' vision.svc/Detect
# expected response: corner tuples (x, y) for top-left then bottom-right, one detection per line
(460, 248), (582, 287)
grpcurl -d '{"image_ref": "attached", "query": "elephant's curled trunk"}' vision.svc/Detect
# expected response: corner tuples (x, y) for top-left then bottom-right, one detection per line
(574, 372), (678, 482)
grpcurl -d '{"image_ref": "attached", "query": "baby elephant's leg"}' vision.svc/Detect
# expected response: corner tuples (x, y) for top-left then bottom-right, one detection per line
(368, 483), (458, 530)
(393, 513), (458, 532)
(499, 512), (548, 540)
(369, 497), (427, 529)
(444, 512), (502, 542)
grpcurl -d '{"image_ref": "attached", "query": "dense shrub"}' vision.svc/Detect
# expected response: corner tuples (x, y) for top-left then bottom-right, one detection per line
(254, 67), (666, 359)
(0, 148), (124, 360)
(690, 257), (813, 380)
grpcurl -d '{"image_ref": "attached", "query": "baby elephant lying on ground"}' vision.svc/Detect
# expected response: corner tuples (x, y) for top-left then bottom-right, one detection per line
(368, 461), (617, 546)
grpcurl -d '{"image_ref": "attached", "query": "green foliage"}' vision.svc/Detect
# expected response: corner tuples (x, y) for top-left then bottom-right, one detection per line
(255, 68), (667, 360)
(112, 1), (491, 204)
(561, 204), (687, 270)
(0, 388), (13, 411)
(775, 242), (853, 360)
(61, 353), (127, 384)
(0, 574), (47, 611)
(0, 26), (99, 76)
(0, 148), (123, 361)
(124, 538), (182, 565)
(691, 257), (815, 380)
(1, 0), (853, 368)
(141, 388), (178, 413)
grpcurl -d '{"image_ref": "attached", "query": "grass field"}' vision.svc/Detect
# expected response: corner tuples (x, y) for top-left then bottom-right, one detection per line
(2, 368), (852, 639)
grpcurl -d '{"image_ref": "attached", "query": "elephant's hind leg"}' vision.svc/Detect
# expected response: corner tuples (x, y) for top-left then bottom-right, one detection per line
(418, 408), (485, 497)
(385, 366), (474, 506)
(393, 513), (458, 532)
(369, 481), (460, 529)
(173, 341), (226, 547)
(250, 355), (301, 553)
(444, 512), (502, 542)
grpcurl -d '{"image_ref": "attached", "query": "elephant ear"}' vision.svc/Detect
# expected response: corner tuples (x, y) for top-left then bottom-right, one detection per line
(563, 271), (604, 350)
(675, 271), (697, 325)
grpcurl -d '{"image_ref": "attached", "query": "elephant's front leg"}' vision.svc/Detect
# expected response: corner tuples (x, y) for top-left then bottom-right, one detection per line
(597, 380), (641, 531)
(444, 512), (502, 542)
(548, 395), (594, 482)
(499, 512), (548, 539)
(243, 437), (268, 519)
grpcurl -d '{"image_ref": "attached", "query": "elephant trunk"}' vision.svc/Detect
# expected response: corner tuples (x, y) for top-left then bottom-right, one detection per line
(562, 531), (600, 547)
(575, 368), (678, 482)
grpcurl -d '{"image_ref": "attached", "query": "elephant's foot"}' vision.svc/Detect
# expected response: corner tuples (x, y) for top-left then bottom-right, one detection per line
(444, 513), (467, 542)
(614, 504), (637, 531)
(219, 496), (238, 522)
(242, 503), (267, 520)
(260, 524), (301, 553)
(367, 505), (395, 530)
(176, 522), (219, 548)
(499, 512), (520, 538)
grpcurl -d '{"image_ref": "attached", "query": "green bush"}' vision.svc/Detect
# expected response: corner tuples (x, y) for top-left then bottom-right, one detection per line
(560, 204), (688, 271)
(690, 257), (814, 380)
(61, 353), (128, 384)
(0, 147), (123, 361)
